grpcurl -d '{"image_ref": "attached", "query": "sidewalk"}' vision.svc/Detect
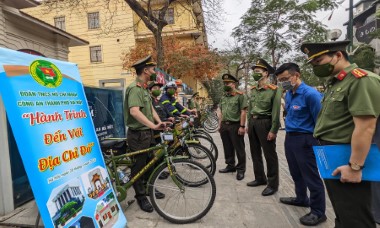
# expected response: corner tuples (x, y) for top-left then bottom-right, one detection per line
(1, 131), (378, 227)
(125, 131), (336, 228)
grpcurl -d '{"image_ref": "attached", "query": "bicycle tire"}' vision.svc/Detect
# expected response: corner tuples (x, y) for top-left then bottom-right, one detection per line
(148, 159), (216, 224)
(173, 143), (216, 176)
(192, 134), (218, 161)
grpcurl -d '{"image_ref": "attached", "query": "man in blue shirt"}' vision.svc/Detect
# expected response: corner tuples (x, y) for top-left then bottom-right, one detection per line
(275, 63), (326, 226)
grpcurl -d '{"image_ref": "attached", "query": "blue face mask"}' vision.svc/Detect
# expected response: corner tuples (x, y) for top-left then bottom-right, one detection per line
(278, 80), (294, 90)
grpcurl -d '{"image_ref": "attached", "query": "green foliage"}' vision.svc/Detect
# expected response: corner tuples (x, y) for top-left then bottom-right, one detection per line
(60, 201), (78, 215)
(232, 0), (338, 67)
(351, 45), (375, 71)
(202, 76), (224, 105)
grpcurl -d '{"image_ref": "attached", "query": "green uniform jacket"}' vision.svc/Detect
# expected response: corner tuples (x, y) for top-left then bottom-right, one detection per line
(314, 63), (380, 143)
(220, 90), (248, 122)
(248, 84), (282, 133)
(124, 80), (154, 130)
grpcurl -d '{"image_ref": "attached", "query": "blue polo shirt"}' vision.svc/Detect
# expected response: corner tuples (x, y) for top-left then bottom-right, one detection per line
(285, 82), (322, 133)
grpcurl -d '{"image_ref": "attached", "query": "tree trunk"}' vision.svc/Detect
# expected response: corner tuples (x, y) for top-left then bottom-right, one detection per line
(155, 29), (164, 68)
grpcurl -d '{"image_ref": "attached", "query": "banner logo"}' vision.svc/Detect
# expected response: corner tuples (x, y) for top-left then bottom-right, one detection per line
(29, 60), (63, 88)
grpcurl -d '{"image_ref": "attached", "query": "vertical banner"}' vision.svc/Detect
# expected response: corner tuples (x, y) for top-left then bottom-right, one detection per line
(0, 48), (127, 228)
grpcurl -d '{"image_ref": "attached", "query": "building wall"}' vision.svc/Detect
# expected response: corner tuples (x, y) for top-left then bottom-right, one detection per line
(24, 0), (137, 87)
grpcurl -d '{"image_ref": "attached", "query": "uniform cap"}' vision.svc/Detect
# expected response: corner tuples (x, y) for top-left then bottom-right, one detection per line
(222, 73), (239, 83)
(301, 40), (350, 63)
(148, 81), (163, 90)
(131, 55), (156, 71)
(251, 59), (275, 74)
(192, 92), (199, 98)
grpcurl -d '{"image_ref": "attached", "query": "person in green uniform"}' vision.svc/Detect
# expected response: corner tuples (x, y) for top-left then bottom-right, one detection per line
(124, 55), (167, 213)
(246, 59), (281, 196)
(301, 40), (380, 228)
(218, 74), (248, 180)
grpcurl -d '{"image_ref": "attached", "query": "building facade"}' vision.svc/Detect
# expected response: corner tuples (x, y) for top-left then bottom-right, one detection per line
(0, 0), (88, 217)
(348, 0), (380, 72)
(24, 0), (209, 97)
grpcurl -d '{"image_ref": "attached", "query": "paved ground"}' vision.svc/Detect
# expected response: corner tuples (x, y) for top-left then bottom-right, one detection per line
(1, 130), (379, 227)
(124, 130), (336, 228)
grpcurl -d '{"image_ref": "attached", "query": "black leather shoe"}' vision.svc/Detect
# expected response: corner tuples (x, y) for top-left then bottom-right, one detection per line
(154, 189), (165, 199)
(136, 196), (154, 213)
(279, 197), (309, 207)
(247, 180), (267, 187)
(236, 172), (245, 180)
(219, 167), (236, 173)
(261, 187), (277, 196)
(146, 189), (165, 199)
(158, 171), (170, 180)
(300, 213), (327, 226)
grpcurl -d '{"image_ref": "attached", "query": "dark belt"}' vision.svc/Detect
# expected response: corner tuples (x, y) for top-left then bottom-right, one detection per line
(316, 138), (342, 145)
(252, 115), (271, 119)
(128, 128), (152, 132)
(287, 132), (312, 136)
(221, 121), (240, 125)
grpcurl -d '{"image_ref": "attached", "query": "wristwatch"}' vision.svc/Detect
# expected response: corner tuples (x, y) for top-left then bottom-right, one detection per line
(240, 125), (245, 128)
(348, 162), (364, 171)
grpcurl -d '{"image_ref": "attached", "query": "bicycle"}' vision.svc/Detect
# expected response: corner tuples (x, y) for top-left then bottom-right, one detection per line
(101, 132), (216, 224)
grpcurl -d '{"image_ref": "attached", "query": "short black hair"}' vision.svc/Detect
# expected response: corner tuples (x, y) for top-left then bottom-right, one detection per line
(326, 51), (349, 61)
(135, 66), (144, 75)
(274, 63), (300, 76)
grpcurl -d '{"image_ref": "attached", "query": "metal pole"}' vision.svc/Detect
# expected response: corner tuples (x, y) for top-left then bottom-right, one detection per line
(348, 0), (354, 52)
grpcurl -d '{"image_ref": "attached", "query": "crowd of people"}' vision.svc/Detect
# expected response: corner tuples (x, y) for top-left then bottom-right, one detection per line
(123, 39), (380, 228)
(217, 40), (380, 227)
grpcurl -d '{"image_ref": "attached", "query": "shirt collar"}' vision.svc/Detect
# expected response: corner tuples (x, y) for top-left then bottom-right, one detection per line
(333, 63), (358, 80)
(293, 82), (306, 95)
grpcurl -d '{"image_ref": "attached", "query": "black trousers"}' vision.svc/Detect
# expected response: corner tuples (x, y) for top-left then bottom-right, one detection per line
(248, 118), (279, 189)
(285, 133), (325, 216)
(319, 139), (376, 227)
(127, 129), (154, 199)
(219, 122), (246, 172)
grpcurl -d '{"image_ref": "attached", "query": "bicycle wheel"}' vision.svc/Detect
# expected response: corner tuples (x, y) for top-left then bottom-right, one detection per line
(148, 159), (216, 224)
(192, 134), (218, 161)
(174, 143), (216, 176)
(193, 128), (213, 141)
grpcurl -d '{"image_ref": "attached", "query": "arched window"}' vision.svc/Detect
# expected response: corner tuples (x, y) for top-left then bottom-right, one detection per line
(17, 49), (45, 57)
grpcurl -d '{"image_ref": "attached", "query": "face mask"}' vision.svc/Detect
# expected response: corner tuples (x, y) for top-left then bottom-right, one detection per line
(167, 89), (176, 96)
(150, 73), (157, 81)
(312, 56), (340, 77)
(152, 89), (161, 97)
(312, 63), (335, 78)
(278, 80), (294, 90)
(223, 85), (232, 92)
(252, 72), (263, 81)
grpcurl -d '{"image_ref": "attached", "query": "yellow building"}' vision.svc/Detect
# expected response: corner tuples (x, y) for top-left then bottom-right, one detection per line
(23, 0), (208, 96)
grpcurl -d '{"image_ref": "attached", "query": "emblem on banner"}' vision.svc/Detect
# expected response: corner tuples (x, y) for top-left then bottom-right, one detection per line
(29, 60), (63, 88)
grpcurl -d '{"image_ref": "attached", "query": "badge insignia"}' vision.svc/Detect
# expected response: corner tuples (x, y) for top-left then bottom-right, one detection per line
(29, 60), (62, 88)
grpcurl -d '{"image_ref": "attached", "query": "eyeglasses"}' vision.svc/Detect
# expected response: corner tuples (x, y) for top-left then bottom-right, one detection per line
(277, 74), (294, 82)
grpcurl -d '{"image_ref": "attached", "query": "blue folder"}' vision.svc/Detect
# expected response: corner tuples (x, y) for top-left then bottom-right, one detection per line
(313, 144), (380, 181)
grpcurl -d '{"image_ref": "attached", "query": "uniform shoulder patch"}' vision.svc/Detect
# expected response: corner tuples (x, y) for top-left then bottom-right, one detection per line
(267, 84), (278, 90)
(351, 68), (368, 79)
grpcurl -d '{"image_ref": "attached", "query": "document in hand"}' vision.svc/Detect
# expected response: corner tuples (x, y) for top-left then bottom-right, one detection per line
(313, 144), (380, 181)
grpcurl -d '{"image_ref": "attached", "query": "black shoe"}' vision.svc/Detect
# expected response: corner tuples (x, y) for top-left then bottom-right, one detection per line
(261, 187), (277, 196)
(158, 171), (170, 180)
(279, 197), (309, 207)
(236, 172), (245, 180)
(247, 180), (267, 187)
(146, 189), (165, 199)
(219, 166), (236, 173)
(154, 189), (165, 199)
(300, 213), (327, 226)
(136, 196), (154, 213)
